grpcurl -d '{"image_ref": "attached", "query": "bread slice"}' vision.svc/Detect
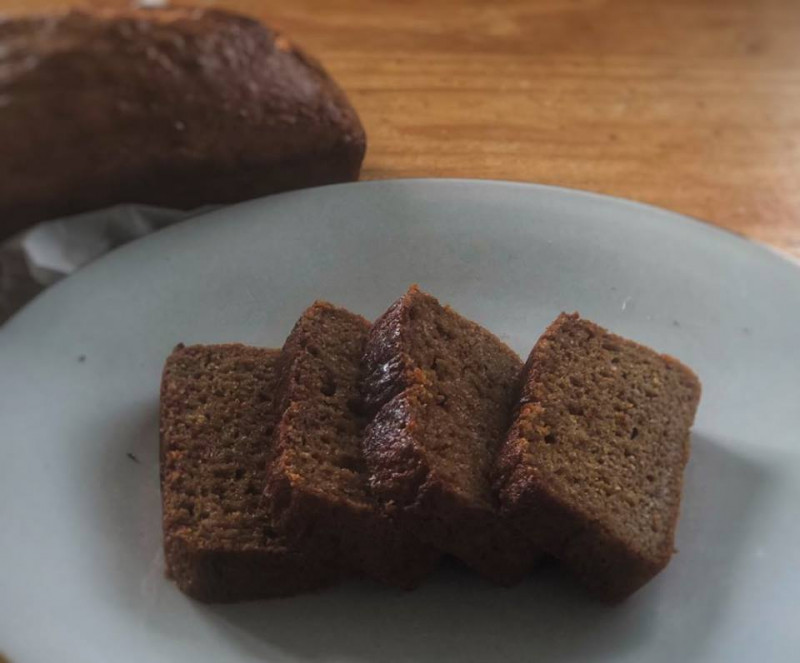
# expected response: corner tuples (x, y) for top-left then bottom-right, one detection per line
(361, 286), (539, 584)
(265, 302), (439, 588)
(159, 343), (338, 602)
(495, 313), (701, 601)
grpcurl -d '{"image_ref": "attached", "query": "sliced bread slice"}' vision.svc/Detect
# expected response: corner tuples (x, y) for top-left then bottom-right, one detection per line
(159, 343), (338, 602)
(265, 302), (439, 588)
(495, 313), (701, 601)
(362, 286), (539, 584)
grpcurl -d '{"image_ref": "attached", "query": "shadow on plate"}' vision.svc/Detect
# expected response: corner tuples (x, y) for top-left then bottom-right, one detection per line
(96, 409), (768, 662)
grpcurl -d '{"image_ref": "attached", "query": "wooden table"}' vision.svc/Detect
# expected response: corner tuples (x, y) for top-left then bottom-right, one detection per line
(7, 0), (800, 257)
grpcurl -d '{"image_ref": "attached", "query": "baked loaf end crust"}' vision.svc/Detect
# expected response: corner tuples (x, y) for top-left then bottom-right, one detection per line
(0, 7), (366, 238)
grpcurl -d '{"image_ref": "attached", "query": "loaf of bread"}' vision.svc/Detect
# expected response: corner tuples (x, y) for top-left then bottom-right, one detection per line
(361, 286), (539, 584)
(495, 313), (701, 601)
(265, 302), (439, 589)
(160, 343), (340, 602)
(0, 7), (366, 239)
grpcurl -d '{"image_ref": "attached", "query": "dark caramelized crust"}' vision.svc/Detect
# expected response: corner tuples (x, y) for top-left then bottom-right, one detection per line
(0, 7), (366, 239)
(159, 344), (338, 602)
(266, 302), (439, 588)
(362, 286), (539, 584)
(495, 313), (701, 601)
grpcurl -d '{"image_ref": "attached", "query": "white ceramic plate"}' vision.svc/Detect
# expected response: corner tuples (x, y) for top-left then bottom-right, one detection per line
(2, 180), (798, 662)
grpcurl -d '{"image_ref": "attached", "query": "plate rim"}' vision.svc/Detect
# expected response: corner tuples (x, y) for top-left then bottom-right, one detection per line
(5, 177), (799, 334)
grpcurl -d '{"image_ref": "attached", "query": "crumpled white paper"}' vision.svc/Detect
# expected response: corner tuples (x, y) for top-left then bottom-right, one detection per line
(0, 204), (212, 324)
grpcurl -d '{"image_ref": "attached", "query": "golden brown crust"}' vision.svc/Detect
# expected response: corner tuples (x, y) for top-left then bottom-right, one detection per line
(0, 7), (366, 238)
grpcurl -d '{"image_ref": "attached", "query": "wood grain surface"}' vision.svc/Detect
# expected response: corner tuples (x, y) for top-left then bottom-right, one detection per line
(4, 0), (800, 257)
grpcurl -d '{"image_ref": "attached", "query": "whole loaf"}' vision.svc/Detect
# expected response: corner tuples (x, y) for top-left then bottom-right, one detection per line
(0, 7), (366, 239)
